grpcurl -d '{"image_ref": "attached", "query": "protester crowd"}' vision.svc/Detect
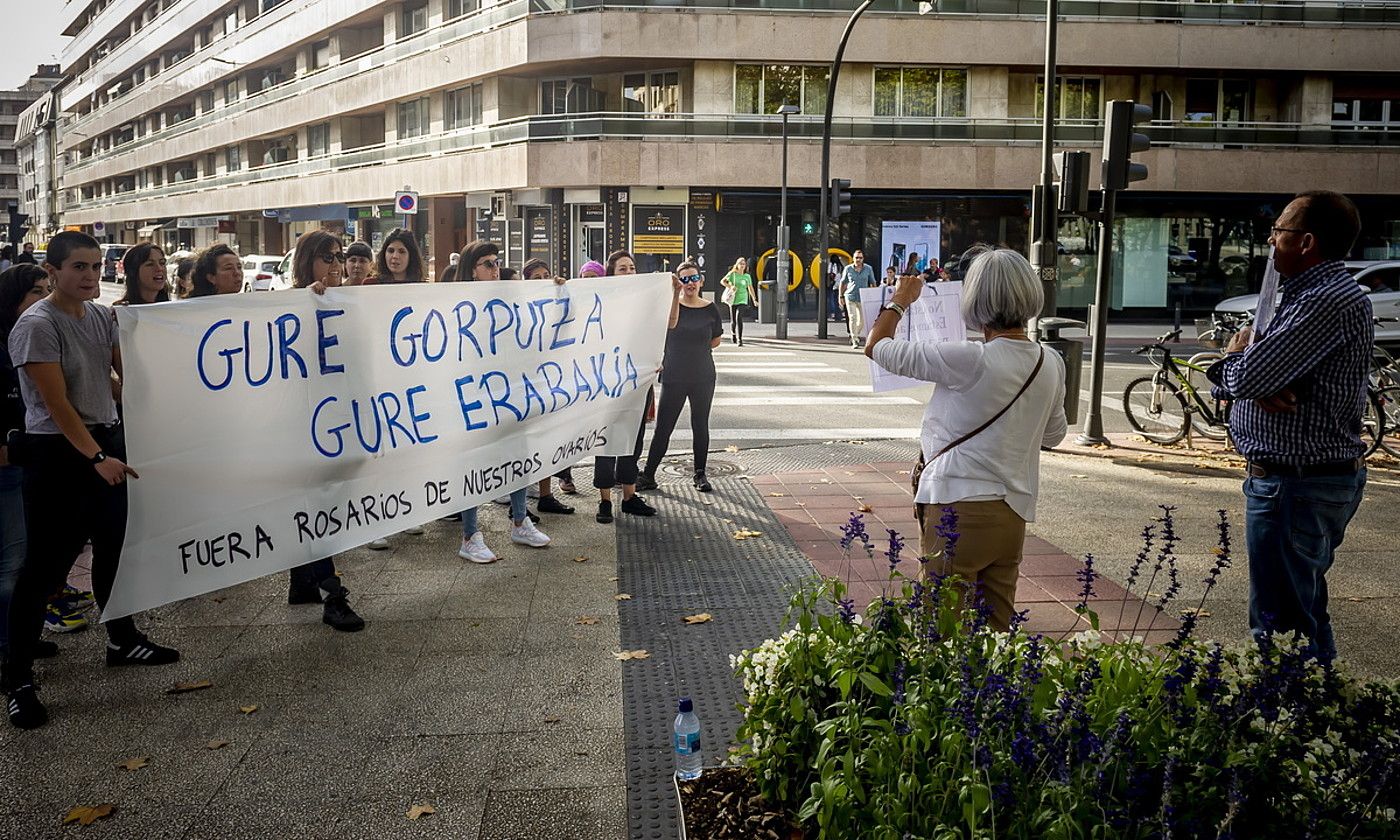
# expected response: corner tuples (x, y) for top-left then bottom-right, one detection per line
(0, 189), (1371, 731)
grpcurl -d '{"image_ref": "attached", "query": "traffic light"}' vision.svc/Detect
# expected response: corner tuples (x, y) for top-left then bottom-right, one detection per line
(1053, 150), (1091, 214)
(1101, 100), (1152, 191)
(7, 212), (30, 245)
(828, 178), (852, 220)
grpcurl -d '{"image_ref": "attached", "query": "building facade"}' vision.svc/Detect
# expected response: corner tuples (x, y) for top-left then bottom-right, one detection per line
(51, 0), (1400, 317)
(4, 65), (62, 246)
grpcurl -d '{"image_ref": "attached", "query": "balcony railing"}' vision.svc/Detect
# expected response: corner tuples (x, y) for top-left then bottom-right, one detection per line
(65, 112), (1398, 212)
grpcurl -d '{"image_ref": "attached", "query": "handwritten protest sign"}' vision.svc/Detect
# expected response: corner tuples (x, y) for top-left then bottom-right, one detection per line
(104, 275), (672, 619)
(860, 282), (966, 392)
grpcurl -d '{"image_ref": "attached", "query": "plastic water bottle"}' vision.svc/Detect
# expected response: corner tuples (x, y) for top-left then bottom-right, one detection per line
(673, 697), (703, 780)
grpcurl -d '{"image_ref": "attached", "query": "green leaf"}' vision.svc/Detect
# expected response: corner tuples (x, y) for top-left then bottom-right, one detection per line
(789, 694), (807, 719)
(837, 670), (855, 701)
(858, 672), (893, 697)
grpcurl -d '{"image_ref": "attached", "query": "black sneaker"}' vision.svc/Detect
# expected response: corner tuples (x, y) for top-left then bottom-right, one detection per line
(35, 640), (58, 659)
(693, 471), (713, 493)
(288, 583), (322, 605)
(6, 684), (46, 729)
(527, 509), (542, 524)
(596, 500), (614, 524)
(319, 578), (365, 633)
(106, 636), (180, 667)
(621, 495), (657, 517)
(537, 494), (575, 515)
(634, 473), (658, 492)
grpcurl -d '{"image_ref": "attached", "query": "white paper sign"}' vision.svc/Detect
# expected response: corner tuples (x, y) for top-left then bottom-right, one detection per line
(1252, 246), (1280, 342)
(861, 282), (966, 392)
(104, 274), (672, 619)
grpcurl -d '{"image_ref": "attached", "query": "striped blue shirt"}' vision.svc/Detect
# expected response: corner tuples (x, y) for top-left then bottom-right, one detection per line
(1207, 260), (1373, 466)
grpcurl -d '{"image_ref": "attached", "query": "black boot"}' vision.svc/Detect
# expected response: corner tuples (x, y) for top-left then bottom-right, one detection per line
(537, 493), (575, 515)
(634, 472), (658, 492)
(319, 577), (365, 633)
(693, 471), (713, 493)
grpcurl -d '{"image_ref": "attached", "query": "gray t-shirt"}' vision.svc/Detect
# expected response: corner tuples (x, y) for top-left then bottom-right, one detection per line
(7, 299), (119, 434)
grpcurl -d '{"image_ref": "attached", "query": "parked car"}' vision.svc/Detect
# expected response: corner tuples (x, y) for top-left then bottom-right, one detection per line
(275, 250), (294, 285)
(1214, 260), (1400, 346)
(99, 243), (129, 282)
(242, 254), (291, 292)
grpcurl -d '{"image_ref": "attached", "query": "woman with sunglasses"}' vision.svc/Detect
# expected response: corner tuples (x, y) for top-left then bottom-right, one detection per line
(637, 262), (723, 493)
(373, 228), (424, 284)
(281, 230), (366, 631)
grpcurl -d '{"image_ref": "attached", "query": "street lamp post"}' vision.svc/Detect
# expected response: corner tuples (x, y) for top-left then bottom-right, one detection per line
(775, 103), (800, 340)
(1029, 0), (1061, 336)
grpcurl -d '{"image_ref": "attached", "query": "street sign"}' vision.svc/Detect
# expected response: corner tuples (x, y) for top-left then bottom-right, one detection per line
(93, 221), (106, 235)
(394, 191), (420, 215)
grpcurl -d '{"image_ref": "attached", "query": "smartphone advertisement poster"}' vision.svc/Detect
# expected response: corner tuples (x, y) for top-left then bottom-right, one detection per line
(879, 221), (942, 276)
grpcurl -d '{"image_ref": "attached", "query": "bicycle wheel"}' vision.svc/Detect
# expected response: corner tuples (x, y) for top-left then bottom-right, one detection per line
(1375, 386), (1400, 458)
(1123, 375), (1189, 445)
(1362, 388), (1383, 458)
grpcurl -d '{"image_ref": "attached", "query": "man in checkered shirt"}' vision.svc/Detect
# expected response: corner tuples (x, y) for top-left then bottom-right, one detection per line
(1207, 190), (1371, 662)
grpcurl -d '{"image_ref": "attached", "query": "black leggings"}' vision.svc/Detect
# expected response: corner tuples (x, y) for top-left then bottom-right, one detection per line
(729, 303), (747, 341)
(594, 388), (652, 489)
(644, 378), (717, 476)
(3, 425), (139, 690)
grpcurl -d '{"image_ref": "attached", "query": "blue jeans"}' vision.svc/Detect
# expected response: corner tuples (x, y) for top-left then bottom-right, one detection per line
(462, 488), (528, 538)
(0, 466), (25, 652)
(1244, 469), (1366, 661)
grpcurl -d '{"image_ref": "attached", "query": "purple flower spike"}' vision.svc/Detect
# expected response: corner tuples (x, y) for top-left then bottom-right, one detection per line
(885, 529), (906, 572)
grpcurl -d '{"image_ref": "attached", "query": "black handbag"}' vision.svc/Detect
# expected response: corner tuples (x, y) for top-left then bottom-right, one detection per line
(4, 427), (31, 467)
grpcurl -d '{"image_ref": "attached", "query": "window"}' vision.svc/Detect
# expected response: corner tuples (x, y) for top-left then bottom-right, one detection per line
(225, 145), (241, 172)
(397, 97), (430, 139)
(198, 90), (215, 113)
(308, 122), (330, 157)
(1035, 76), (1102, 121)
(1184, 78), (1251, 125)
(540, 78), (605, 115)
(623, 72), (681, 115)
(310, 39), (331, 71)
(874, 67), (967, 118)
(401, 1), (428, 38)
(224, 79), (240, 103)
(448, 0), (479, 18)
(1333, 97), (1400, 127)
(734, 65), (829, 116)
(447, 84), (483, 128)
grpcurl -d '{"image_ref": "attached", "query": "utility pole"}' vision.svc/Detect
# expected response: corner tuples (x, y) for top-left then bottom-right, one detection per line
(776, 103), (800, 339)
(1029, 0), (1061, 337)
(817, 0), (874, 340)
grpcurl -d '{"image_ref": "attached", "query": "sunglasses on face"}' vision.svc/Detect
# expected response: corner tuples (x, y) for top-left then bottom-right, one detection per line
(477, 259), (500, 269)
(679, 275), (702, 284)
(318, 253), (347, 264)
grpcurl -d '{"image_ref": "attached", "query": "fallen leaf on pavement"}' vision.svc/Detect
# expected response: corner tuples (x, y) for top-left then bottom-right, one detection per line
(543, 714), (561, 724)
(1181, 608), (1212, 619)
(614, 593), (632, 601)
(115, 756), (149, 772)
(62, 805), (115, 826)
(615, 649), (651, 661)
(238, 704), (258, 715)
(725, 445), (740, 452)
(856, 504), (873, 513)
(819, 478), (832, 484)
(732, 529), (763, 541)
(166, 679), (213, 694)
(1070, 474), (1088, 479)
(572, 555), (588, 563)
(683, 613), (713, 625)
(609, 576), (619, 582)
(206, 739), (230, 750)
(576, 615), (600, 625)
(766, 492), (786, 497)
(406, 802), (436, 821)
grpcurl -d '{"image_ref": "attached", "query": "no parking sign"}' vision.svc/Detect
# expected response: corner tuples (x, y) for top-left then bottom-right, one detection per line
(394, 191), (419, 215)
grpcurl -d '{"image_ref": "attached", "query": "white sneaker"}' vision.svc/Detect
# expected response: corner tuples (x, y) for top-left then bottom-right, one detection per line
(526, 484), (540, 499)
(367, 538), (390, 551)
(403, 525), (425, 536)
(493, 495), (511, 505)
(510, 519), (551, 548)
(458, 531), (498, 564)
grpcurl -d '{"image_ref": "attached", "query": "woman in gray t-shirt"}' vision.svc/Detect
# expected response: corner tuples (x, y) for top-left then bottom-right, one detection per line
(3, 232), (179, 731)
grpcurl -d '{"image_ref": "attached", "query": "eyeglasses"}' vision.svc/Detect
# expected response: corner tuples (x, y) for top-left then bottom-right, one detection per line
(317, 253), (347, 264)
(679, 275), (702, 284)
(1271, 226), (1307, 236)
(477, 259), (500, 269)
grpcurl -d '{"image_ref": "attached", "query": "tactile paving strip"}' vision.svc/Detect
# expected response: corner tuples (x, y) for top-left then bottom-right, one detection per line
(618, 471), (816, 840)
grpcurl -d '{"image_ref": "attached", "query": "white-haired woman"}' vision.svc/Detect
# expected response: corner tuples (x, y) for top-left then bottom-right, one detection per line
(864, 248), (1067, 630)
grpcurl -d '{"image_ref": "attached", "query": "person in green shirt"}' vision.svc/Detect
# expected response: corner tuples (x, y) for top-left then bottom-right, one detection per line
(721, 257), (755, 346)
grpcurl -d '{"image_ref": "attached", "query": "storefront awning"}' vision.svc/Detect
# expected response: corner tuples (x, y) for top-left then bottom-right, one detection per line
(136, 219), (175, 237)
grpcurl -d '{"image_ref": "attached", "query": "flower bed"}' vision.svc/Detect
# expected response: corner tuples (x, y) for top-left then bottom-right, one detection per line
(725, 509), (1400, 839)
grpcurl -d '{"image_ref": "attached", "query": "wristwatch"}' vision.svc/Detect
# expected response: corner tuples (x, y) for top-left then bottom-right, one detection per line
(89, 451), (107, 465)
(883, 301), (908, 317)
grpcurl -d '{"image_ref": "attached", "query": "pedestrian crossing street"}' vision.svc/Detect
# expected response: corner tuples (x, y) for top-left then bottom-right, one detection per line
(666, 347), (926, 446)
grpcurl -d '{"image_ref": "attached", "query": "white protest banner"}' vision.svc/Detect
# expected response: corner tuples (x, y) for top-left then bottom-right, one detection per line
(104, 274), (672, 619)
(860, 282), (966, 392)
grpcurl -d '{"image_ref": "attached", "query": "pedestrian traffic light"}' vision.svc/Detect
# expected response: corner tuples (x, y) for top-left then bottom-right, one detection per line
(7, 212), (30, 245)
(828, 178), (852, 220)
(1101, 100), (1152, 191)
(1053, 150), (1091, 214)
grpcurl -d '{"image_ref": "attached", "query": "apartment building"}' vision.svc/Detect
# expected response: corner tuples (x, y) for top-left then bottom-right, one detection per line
(52, 0), (1400, 317)
(3, 65), (62, 244)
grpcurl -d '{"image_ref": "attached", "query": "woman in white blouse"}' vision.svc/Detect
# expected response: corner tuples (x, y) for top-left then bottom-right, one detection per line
(865, 248), (1067, 630)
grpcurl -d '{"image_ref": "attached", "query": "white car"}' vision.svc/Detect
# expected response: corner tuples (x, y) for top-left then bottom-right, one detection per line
(242, 254), (290, 292)
(1214, 260), (1400, 346)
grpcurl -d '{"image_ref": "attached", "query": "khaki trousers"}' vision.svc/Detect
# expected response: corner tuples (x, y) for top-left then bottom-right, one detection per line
(919, 499), (1026, 631)
(845, 302), (864, 345)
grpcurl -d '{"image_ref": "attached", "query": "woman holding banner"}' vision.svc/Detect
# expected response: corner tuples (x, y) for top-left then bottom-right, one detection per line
(114, 243), (170, 306)
(373, 228), (425, 284)
(285, 231), (366, 632)
(3, 232), (181, 730)
(188, 244), (244, 297)
(451, 240), (552, 564)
